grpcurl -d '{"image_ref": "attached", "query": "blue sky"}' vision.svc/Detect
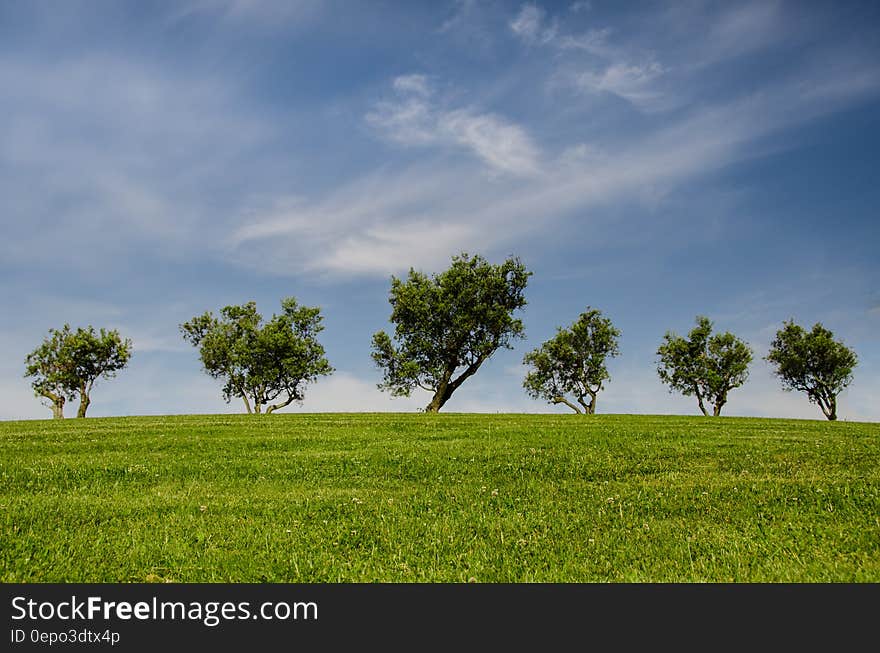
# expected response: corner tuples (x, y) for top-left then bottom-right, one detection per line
(1, 0), (878, 421)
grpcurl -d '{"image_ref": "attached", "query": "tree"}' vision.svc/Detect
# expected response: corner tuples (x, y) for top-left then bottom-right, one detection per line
(24, 325), (132, 418)
(765, 320), (857, 421)
(24, 325), (75, 419)
(656, 316), (752, 417)
(522, 308), (620, 414)
(181, 297), (333, 414)
(372, 252), (531, 413)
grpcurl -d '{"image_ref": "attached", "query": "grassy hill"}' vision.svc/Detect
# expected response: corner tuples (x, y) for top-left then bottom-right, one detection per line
(1, 413), (877, 582)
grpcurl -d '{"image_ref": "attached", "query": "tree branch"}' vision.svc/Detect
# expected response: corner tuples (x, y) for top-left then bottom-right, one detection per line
(448, 357), (485, 395)
(266, 394), (297, 414)
(553, 396), (582, 414)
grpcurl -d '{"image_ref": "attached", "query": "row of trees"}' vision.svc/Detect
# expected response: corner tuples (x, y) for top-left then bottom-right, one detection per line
(24, 253), (858, 421)
(521, 307), (855, 420)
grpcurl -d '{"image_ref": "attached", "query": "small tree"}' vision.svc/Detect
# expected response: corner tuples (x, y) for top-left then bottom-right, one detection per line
(522, 308), (620, 414)
(372, 252), (531, 412)
(24, 325), (132, 418)
(656, 316), (752, 417)
(24, 325), (76, 419)
(765, 320), (857, 421)
(181, 297), (333, 414)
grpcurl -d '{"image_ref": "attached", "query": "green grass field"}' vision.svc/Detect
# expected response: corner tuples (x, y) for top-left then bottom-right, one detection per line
(1, 413), (878, 582)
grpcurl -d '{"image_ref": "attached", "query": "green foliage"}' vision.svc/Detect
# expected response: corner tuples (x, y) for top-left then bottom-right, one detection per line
(24, 325), (132, 418)
(180, 298), (333, 414)
(656, 316), (752, 417)
(523, 307), (620, 414)
(372, 252), (531, 412)
(1, 413), (878, 582)
(765, 321), (857, 421)
(24, 325), (77, 418)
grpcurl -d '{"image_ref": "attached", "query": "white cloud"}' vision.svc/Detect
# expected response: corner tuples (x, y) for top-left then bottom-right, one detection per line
(230, 61), (880, 279)
(574, 60), (667, 109)
(599, 366), (698, 416)
(838, 376), (880, 423)
(366, 75), (542, 176)
(556, 28), (613, 55)
(509, 3), (664, 108)
(98, 368), (429, 416)
(315, 221), (478, 276)
(393, 74), (431, 97)
(510, 3), (610, 54)
(437, 109), (541, 176)
(288, 372), (427, 413)
(366, 95), (437, 145)
(227, 161), (494, 276)
(0, 378), (52, 421)
(509, 4), (557, 45)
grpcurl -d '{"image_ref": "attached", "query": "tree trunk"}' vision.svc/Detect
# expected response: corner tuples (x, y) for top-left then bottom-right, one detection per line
(77, 393), (90, 418)
(241, 394), (253, 414)
(424, 358), (486, 413)
(824, 395), (837, 421)
(695, 389), (709, 417)
(425, 387), (450, 413)
(42, 391), (65, 419)
(712, 403), (723, 417)
(814, 391), (837, 421)
(576, 393), (597, 415)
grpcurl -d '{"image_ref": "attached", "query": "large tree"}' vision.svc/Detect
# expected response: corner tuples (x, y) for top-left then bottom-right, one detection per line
(765, 320), (857, 421)
(522, 308), (620, 414)
(372, 252), (531, 413)
(181, 297), (333, 414)
(656, 316), (752, 417)
(24, 325), (132, 418)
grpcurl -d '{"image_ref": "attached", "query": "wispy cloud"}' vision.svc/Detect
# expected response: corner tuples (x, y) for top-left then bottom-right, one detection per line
(509, 3), (666, 109)
(510, 3), (610, 55)
(366, 75), (542, 176)
(509, 4), (557, 45)
(232, 58), (880, 278)
(573, 60), (667, 108)
(392, 73), (431, 97)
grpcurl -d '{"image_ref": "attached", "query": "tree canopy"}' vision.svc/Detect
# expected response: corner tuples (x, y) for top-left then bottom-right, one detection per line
(765, 320), (857, 421)
(180, 297), (333, 414)
(523, 308), (620, 414)
(24, 324), (132, 418)
(371, 252), (531, 412)
(656, 316), (752, 417)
